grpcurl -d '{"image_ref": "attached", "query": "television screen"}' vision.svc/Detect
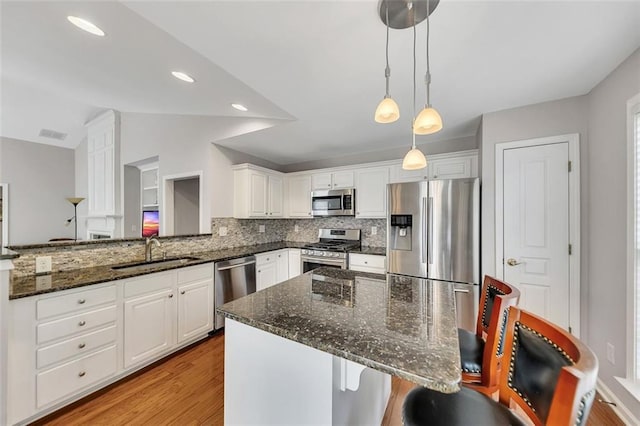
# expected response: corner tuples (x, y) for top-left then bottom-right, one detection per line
(142, 210), (159, 238)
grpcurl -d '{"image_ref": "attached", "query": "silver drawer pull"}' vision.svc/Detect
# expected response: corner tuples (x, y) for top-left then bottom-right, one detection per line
(168, 294), (174, 298)
(364, 261), (368, 264)
(453, 289), (470, 294)
(78, 371), (86, 377)
(78, 299), (86, 304)
(180, 290), (185, 295)
(78, 343), (86, 349)
(78, 320), (86, 326)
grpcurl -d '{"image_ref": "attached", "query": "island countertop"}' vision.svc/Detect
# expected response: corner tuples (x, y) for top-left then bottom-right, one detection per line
(217, 267), (461, 393)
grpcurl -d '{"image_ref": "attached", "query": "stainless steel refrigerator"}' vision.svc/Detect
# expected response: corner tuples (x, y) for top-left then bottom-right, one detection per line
(387, 178), (480, 331)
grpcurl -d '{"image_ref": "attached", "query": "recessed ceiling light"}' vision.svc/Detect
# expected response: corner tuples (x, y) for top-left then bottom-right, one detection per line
(67, 16), (105, 37)
(232, 103), (248, 112)
(171, 71), (195, 83)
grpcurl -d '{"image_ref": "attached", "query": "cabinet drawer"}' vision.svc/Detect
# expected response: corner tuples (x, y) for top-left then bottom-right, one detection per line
(177, 263), (212, 284)
(349, 254), (386, 270)
(37, 305), (117, 344)
(37, 345), (117, 408)
(256, 252), (277, 266)
(37, 325), (117, 369)
(124, 271), (174, 299)
(37, 285), (116, 320)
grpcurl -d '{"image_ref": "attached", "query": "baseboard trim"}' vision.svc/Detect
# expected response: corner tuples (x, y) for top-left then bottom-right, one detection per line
(597, 378), (640, 425)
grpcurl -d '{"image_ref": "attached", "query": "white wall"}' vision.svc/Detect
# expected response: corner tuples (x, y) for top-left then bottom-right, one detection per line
(74, 137), (88, 240)
(173, 178), (199, 235)
(0, 137), (76, 244)
(586, 47), (640, 415)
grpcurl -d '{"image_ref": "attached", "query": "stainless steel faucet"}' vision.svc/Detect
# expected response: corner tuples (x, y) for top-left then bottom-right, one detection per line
(145, 237), (161, 262)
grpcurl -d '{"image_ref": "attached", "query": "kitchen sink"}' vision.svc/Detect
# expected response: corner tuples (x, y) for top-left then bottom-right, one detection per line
(111, 256), (202, 272)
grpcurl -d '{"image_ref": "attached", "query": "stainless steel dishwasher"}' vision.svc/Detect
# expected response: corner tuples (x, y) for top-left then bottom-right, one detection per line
(214, 256), (256, 330)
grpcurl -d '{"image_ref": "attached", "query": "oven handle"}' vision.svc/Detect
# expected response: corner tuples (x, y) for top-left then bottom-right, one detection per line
(300, 255), (347, 266)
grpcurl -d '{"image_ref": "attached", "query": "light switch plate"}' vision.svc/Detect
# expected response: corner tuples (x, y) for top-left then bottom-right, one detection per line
(219, 226), (228, 236)
(294, 225), (299, 233)
(259, 225), (265, 233)
(35, 256), (52, 275)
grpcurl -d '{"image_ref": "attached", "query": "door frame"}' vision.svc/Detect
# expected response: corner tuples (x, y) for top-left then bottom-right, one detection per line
(495, 133), (581, 337)
(162, 171), (204, 236)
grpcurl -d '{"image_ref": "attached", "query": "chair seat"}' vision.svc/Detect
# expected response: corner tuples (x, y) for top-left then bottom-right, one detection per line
(458, 328), (484, 374)
(403, 386), (527, 426)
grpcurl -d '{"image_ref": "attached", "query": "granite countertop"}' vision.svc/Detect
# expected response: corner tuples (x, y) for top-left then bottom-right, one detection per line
(9, 241), (308, 299)
(0, 248), (19, 260)
(349, 246), (386, 256)
(217, 267), (461, 393)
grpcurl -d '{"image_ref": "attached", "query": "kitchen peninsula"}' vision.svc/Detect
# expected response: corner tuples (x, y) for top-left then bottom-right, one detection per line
(217, 267), (461, 425)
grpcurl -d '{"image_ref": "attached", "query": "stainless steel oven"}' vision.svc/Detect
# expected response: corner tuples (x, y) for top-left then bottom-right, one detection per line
(301, 250), (348, 273)
(300, 229), (361, 273)
(311, 188), (355, 217)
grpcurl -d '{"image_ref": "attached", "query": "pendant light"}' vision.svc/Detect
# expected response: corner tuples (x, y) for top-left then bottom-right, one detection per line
(413, 0), (443, 135)
(402, 14), (427, 170)
(374, 4), (400, 124)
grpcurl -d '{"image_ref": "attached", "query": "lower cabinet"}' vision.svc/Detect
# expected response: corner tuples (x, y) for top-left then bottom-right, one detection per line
(257, 249), (294, 291)
(349, 253), (386, 274)
(288, 249), (301, 278)
(7, 263), (214, 425)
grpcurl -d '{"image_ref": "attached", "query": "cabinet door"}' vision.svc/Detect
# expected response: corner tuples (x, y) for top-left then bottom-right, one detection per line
(178, 280), (213, 343)
(389, 164), (429, 183)
(288, 249), (301, 278)
(257, 260), (277, 291)
(288, 175), (312, 218)
(428, 157), (474, 179)
(276, 250), (289, 283)
(332, 171), (354, 189)
(311, 173), (333, 190)
(355, 167), (389, 218)
(249, 172), (268, 217)
(124, 288), (175, 368)
(268, 175), (284, 217)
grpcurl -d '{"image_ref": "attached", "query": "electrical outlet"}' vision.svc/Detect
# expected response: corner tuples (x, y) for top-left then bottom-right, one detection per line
(35, 256), (52, 275)
(371, 226), (377, 235)
(606, 343), (615, 365)
(294, 225), (299, 233)
(35, 275), (52, 290)
(259, 225), (265, 233)
(219, 226), (228, 236)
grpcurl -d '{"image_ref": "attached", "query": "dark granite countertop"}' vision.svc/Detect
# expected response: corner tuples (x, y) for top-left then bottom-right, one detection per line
(0, 248), (19, 260)
(217, 268), (461, 393)
(9, 241), (308, 299)
(349, 246), (386, 256)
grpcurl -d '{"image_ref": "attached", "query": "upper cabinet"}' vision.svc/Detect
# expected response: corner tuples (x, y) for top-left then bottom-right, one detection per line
(355, 167), (389, 218)
(233, 164), (284, 218)
(140, 166), (159, 210)
(311, 170), (354, 190)
(288, 174), (312, 218)
(87, 110), (120, 217)
(389, 150), (478, 183)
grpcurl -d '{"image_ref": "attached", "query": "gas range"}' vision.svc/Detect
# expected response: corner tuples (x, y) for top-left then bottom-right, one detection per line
(301, 229), (361, 272)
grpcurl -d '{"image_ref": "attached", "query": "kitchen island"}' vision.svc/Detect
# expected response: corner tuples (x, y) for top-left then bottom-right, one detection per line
(217, 267), (461, 425)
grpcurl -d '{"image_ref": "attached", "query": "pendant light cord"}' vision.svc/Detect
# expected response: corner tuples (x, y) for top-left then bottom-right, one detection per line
(384, 4), (391, 96)
(412, 10), (417, 149)
(425, 0), (431, 108)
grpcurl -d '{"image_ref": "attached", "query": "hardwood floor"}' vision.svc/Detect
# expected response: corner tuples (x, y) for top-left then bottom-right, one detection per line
(35, 332), (624, 425)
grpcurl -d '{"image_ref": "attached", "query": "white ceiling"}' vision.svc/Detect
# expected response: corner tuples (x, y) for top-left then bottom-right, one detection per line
(1, 1), (639, 164)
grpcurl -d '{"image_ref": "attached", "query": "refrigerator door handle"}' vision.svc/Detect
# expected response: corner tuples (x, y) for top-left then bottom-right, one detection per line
(422, 196), (428, 264)
(427, 196), (434, 265)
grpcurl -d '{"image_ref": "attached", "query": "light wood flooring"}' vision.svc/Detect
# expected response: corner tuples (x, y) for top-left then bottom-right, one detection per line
(35, 332), (625, 426)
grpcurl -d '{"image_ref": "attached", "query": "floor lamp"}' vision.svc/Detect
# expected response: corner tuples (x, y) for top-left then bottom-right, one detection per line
(66, 197), (85, 242)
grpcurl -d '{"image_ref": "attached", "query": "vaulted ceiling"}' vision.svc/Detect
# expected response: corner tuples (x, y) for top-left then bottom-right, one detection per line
(2, 1), (639, 164)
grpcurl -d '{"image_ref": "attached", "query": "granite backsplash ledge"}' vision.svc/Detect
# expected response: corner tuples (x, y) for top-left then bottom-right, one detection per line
(10, 217), (386, 277)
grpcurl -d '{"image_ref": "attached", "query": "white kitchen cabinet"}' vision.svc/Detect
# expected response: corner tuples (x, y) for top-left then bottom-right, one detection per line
(311, 170), (354, 190)
(177, 263), (214, 343)
(256, 253), (278, 291)
(140, 165), (159, 210)
(87, 110), (120, 217)
(389, 150), (478, 183)
(276, 250), (289, 283)
(349, 254), (386, 274)
(288, 175), (312, 218)
(233, 164), (284, 218)
(355, 167), (389, 218)
(288, 249), (301, 278)
(123, 274), (175, 369)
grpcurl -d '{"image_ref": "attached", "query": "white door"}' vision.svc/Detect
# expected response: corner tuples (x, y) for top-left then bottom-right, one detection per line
(177, 280), (213, 343)
(502, 142), (570, 329)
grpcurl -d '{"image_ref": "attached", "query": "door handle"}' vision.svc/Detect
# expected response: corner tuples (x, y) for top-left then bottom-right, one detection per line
(506, 258), (522, 266)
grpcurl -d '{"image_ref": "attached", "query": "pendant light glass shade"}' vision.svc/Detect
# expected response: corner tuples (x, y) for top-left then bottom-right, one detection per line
(375, 97), (400, 123)
(402, 147), (427, 170)
(413, 106), (443, 134)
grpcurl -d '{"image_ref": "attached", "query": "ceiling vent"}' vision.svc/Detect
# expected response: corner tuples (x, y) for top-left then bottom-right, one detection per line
(39, 128), (68, 141)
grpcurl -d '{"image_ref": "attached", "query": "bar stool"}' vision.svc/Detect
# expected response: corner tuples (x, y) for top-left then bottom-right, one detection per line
(403, 306), (599, 425)
(459, 275), (520, 396)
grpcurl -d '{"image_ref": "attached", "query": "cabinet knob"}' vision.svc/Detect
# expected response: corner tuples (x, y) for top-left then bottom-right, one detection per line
(168, 294), (174, 298)
(78, 343), (86, 349)
(78, 299), (86, 304)
(364, 261), (368, 264)
(258, 270), (261, 273)
(308, 212), (311, 216)
(266, 258), (270, 261)
(78, 371), (86, 377)
(180, 290), (185, 295)
(78, 320), (86, 327)
(327, 184), (331, 187)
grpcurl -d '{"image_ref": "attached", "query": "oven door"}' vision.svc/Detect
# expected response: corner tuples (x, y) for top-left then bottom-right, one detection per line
(301, 255), (347, 273)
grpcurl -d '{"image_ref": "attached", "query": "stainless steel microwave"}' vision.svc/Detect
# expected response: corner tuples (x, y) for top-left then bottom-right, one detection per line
(311, 189), (355, 217)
